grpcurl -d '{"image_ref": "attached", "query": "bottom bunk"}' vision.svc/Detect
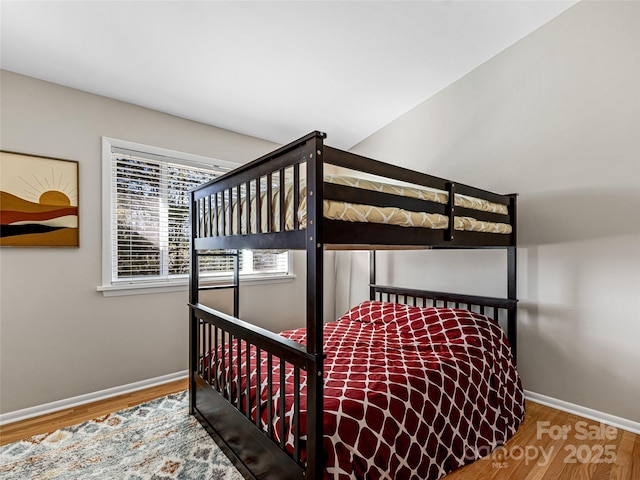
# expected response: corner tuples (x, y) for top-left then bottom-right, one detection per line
(189, 286), (524, 480)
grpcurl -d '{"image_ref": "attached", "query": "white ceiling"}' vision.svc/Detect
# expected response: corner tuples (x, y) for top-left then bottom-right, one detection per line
(1, 1), (577, 150)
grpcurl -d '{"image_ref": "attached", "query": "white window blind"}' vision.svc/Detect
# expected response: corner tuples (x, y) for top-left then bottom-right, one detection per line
(103, 140), (289, 288)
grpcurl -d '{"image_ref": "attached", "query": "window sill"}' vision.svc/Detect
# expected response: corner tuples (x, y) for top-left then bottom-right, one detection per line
(97, 274), (296, 297)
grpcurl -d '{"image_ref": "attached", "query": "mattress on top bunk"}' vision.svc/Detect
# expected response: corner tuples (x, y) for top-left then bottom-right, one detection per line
(206, 301), (525, 479)
(202, 175), (512, 236)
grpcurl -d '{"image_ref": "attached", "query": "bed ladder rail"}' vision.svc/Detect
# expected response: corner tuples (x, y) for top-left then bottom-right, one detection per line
(195, 250), (240, 316)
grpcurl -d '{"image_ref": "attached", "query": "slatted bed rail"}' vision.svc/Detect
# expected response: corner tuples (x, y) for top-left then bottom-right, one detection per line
(323, 146), (516, 246)
(189, 302), (321, 480)
(190, 131), (517, 250)
(371, 284), (518, 359)
(191, 133), (318, 251)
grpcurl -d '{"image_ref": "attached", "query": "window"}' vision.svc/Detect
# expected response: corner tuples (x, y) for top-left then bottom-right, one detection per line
(99, 138), (291, 296)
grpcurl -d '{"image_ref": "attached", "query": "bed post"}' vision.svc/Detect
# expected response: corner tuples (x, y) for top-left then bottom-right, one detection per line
(507, 193), (518, 363)
(188, 190), (199, 415)
(232, 250), (239, 317)
(507, 246), (517, 363)
(369, 250), (376, 300)
(305, 132), (326, 480)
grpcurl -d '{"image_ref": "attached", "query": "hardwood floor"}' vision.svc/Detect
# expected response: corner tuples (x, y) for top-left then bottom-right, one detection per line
(445, 401), (640, 480)
(0, 378), (188, 446)
(1, 382), (638, 479)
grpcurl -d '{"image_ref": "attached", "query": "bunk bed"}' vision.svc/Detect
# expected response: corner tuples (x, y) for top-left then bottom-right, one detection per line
(188, 131), (524, 480)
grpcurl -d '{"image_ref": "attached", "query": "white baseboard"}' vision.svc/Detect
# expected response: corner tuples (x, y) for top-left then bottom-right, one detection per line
(525, 390), (640, 435)
(0, 370), (188, 426)
(3, 377), (637, 436)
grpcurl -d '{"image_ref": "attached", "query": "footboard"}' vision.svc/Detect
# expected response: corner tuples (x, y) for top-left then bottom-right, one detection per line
(189, 303), (322, 480)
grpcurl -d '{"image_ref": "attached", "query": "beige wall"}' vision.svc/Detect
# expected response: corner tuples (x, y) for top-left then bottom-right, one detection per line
(0, 71), (312, 413)
(2, 1), (638, 424)
(346, 1), (640, 422)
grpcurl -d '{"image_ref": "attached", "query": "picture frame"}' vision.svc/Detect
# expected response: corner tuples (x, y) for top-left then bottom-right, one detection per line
(0, 151), (79, 247)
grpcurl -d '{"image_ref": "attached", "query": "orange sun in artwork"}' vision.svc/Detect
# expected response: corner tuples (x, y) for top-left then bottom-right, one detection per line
(39, 190), (71, 206)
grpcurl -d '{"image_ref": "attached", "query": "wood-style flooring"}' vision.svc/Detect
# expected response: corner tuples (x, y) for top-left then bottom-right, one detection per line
(445, 401), (639, 480)
(1, 380), (638, 479)
(0, 378), (188, 446)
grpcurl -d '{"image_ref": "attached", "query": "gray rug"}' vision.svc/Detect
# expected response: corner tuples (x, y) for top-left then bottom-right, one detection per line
(0, 390), (243, 480)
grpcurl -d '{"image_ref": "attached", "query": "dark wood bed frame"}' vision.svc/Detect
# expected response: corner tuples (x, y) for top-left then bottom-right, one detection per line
(188, 131), (517, 480)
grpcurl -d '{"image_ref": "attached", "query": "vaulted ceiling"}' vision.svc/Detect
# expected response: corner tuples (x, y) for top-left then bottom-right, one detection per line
(1, 1), (576, 149)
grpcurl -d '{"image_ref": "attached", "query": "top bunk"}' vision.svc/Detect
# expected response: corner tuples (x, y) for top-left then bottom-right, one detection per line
(190, 131), (517, 251)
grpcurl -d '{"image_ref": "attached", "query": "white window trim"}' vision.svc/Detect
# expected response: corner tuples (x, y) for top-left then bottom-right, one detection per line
(97, 272), (296, 297)
(98, 137), (294, 297)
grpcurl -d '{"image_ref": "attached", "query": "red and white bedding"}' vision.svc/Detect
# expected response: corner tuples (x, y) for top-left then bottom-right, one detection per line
(211, 301), (525, 479)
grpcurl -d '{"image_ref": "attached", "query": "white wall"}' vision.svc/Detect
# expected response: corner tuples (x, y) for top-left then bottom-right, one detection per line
(346, 1), (640, 422)
(0, 71), (310, 413)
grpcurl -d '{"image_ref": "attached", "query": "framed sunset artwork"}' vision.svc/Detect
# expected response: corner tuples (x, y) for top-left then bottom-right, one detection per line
(0, 151), (79, 247)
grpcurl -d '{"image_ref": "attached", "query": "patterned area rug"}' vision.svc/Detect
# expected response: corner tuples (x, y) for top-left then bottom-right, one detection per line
(0, 390), (243, 480)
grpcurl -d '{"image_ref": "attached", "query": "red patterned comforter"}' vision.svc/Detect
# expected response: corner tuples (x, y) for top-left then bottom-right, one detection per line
(215, 301), (525, 479)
